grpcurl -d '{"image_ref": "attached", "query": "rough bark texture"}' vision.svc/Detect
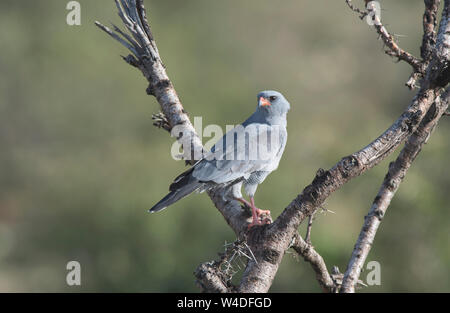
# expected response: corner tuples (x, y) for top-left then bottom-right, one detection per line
(96, 0), (450, 293)
(237, 87), (439, 292)
(194, 263), (229, 293)
(421, 0), (441, 61)
(340, 0), (450, 293)
(340, 89), (449, 293)
(292, 233), (336, 293)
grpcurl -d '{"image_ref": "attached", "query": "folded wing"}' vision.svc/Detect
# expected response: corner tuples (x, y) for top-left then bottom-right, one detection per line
(192, 123), (287, 184)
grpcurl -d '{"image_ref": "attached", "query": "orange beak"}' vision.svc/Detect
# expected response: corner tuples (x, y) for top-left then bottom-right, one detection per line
(259, 96), (271, 107)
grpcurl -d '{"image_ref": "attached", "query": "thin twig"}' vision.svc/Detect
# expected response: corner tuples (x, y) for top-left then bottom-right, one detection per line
(345, 0), (368, 19)
(368, 3), (424, 73)
(292, 233), (336, 293)
(346, 0), (426, 90)
(305, 208), (317, 244)
(97, 0), (449, 293)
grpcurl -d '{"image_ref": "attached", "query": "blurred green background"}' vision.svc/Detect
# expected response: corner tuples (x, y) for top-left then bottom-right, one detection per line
(0, 0), (448, 292)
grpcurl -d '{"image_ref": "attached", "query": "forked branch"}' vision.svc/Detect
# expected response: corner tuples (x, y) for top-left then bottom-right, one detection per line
(97, 0), (449, 293)
(341, 88), (449, 292)
(340, 0), (450, 291)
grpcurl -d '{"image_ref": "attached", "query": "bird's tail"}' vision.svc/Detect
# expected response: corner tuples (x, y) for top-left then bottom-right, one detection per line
(149, 167), (202, 213)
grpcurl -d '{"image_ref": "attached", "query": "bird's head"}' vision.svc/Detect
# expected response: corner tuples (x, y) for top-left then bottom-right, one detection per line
(256, 90), (290, 116)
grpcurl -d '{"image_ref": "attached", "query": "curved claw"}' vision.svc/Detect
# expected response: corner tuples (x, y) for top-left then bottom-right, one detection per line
(237, 197), (272, 229)
(256, 208), (271, 216)
(248, 207), (272, 229)
(247, 217), (272, 229)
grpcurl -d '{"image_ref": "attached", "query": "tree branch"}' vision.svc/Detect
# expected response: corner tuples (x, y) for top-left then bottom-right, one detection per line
(340, 2), (450, 291)
(291, 233), (336, 293)
(237, 85), (438, 292)
(346, 0), (424, 75)
(194, 240), (258, 293)
(96, 0), (203, 164)
(407, 0), (442, 89)
(345, 0), (368, 19)
(304, 208), (317, 244)
(427, 0), (450, 87)
(237, 1), (449, 293)
(96, 0), (255, 239)
(340, 87), (449, 293)
(97, 0), (449, 293)
(194, 262), (231, 293)
(346, 0), (430, 89)
(421, 0), (441, 61)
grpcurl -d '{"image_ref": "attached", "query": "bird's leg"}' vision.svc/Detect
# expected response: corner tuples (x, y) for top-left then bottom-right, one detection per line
(248, 197), (260, 228)
(253, 197), (271, 223)
(235, 198), (270, 215)
(247, 197), (271, 228)
(236, 197), (252, 209)
(235, 197), (271, 228)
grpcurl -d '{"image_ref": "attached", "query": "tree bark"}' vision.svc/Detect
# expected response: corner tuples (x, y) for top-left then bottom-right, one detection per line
(96, 0), (450, 292)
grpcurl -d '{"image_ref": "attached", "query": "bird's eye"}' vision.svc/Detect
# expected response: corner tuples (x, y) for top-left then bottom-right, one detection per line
(269, 96), (277, 101)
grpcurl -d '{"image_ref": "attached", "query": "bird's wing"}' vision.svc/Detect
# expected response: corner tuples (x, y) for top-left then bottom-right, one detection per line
(192, 123), (287, 184)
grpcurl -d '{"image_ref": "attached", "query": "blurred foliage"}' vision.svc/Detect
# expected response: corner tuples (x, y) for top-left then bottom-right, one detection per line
(0, 0), (448, 292)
